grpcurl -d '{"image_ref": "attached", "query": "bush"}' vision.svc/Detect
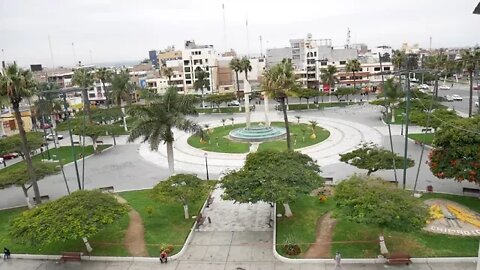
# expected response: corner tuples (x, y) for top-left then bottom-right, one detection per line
(283, 235), (301, 256)
(334, 175), (428, 232)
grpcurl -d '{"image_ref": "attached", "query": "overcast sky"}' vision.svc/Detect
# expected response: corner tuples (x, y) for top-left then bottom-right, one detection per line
(1, 0), (479, 68)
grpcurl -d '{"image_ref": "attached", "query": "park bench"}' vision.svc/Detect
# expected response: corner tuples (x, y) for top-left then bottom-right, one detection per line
(386, 252), (411, 265)
(195, 213), (206, 229)
(73, 141), (80, 145)
(421, 128), (432, 133)
(323, 177), (333, 185)
(59, 252), (82, 262)
(462, 187), (480, 197)
(99, 186), (114, 193)
(96, 140), (104, 144)
(206, 195), (214, 208)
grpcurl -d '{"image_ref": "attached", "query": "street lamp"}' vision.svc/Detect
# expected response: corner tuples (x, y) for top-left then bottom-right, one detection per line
(204, 152), (210, 180)
(401, 112), (406, 136)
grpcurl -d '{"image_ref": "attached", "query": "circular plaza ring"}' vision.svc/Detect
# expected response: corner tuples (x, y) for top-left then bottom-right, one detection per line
(229, 125), (287, 142)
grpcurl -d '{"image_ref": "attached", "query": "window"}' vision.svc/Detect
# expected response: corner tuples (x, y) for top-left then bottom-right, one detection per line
(205, 66), (209, 71)
(224, 86), (230, 90)
(374, 67), (381, 71)
(340, 76), (347, 80)
(320, 61), (327, 66)
(314, 52), (317, 57)
(205, 59), (208, 63)
(186, 80), (192, 85)
(185, 74), (191, 79)
(184, 67), (191, 72)
(96, 86), (102, 91)
(339, 61), (346, 65)
(184, 60), (189, 65)
(384, 67), (391, 71)
(292, 55), (300, 60)
(88, 93), (95, 98)
(292, 43), (300, 48)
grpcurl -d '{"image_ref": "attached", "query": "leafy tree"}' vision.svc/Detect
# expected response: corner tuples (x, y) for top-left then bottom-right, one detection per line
(346, 59), (361, 89)
(308, 120), (318, 139)
(424, 52), (448, 98)
(340, 143), (414, 176)
(110, 69), (132, 106)
(222, 150), (323, 217)
(73, 123), (108, 153)
(428, 116), (480, 184)
(204, 93), (236, 110)
(162, 67), (174, 85)
(229, 58), (242, 101)
(34, 82), (63, 124)
(410, 109), (460, 132)
(293, 88), (318, 109)
(406, 53), (419, 70)
(72, 69), (94, 122)
(151, 174), (208, 219)
(194, 67), (210, 108)
(128, 87), (198, 173)
(262, 59), (297, 150)
(10, 190), (127, 252)
(460, 49), (480, 117)
(0, 64), (41, 204)
(320, 65), (338, 92)
(0, 161), (60, 208)
(332, 87), (356, 102)
(240, 57), (252, 81)
(0, 132), (44, 160)
(392, 50), (406, 70)
(334, 175), (428, 231)
(380, 52), (391, 62)
(95, 67), (113, 108)
(377, 78), (404, 123)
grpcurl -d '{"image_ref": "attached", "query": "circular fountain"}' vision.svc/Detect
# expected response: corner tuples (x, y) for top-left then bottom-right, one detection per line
(229, 124), (286, 142)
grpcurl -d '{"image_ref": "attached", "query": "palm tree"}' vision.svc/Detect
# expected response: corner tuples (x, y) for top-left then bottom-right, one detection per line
(229, 58), (242, 102)
(194, 68), (210, 108)
(95, 68), (113, 108)
(320, 65), (338, 89)
(0, 64), (41, 204)
(229, 117), (234, 126)
(128, 87), (198, 173)
(110, 69), (132, 106)
(72, 69), (94, 122)
(382, 78), (405, 123)
(294, 115), (301, 124)
(392, 50), (406, 71)
(35, 82), (62, 124)
(240, 57), (252, 81)
(460, 49), (480, 117)
(221, 118), (226, 128)
(309, 120), (318, 139)
(162, 67), (174, 85)
(424, 53), (448, 98)
(346, 59), (361, 89)
(262, 59), (297, 150)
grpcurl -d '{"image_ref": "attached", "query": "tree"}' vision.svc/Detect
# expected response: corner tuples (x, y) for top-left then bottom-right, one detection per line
(240, 57), (252, 81)
(332, 87), (356, 102)
(293, 88), (318, 109)
(204, 93), (236, 111)
(320, 65), (338, 92)
(11, 190), (127, 252)
(346, 59), (361, 89)
(221, 118), (226, 128)
(162, 67), (174, 85)
(221, 150), (323, 217)
(229, 58), (242, 102)
(35, 82), (63, 125)
(194, 68), (210, 108)
(410, 109), (460, 132)
(392, 50), (406, 71)
(95, 68), (113, 108)
(308, 120), (318, 139)
(334, 175), (428, 231)
(262, 59), (297, 150)
(380, 53), (391, 63)
(428, 116), (480, 184)
(460, 49), (480, 117)
(294, 115), (301, 124)
(0, 64), (41, 204)
(151, 174), (208, 219)
(406, 53), (419, 70)
(0, 161), (60, 208)
(72, 68), (94, 122)
(73, 123), (108, 153)
(128, 87), (198, 173)
(424, 53), (448, 98)
(340, 143), (414, 176)
(378, 78), (404, 123)
(0, 132), (44, 160)
(110, 69), (132, 106)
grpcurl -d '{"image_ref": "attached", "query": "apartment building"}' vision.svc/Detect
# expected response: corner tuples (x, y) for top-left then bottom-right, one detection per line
(181, 40), (218, 94)
(146, 78), (169, 95)
(158, 46), (182, 66)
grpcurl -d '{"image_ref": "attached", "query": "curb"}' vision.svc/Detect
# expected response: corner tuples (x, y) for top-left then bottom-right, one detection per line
(406, 137), (433, 150)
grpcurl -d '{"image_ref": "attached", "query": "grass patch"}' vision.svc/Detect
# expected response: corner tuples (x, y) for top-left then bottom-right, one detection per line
(287, 102), (358, 111)
(277, 193), (480, 258)
(408, 133), (435, 145)
(276, 195), (335, 257)
(258, 122), (330, 151)
(119, 183), (214, 256)
(0, 207), (129, 255)
(197, 107), (245, 114)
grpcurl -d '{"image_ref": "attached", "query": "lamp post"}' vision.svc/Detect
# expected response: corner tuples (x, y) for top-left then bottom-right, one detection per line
(204, 152), (210, 180)
(401, 113), (406, 136)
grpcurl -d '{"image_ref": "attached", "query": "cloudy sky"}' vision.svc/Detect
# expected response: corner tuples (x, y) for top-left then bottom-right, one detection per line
(1, 0), (479, 68)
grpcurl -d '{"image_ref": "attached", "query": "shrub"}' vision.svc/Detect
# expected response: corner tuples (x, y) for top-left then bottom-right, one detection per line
(283, 235), (301, 256)
(334, 175), (428, 232)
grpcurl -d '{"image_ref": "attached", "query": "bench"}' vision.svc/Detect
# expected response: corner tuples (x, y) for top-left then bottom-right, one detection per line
(386, 252), (411, 265)
(95, 140), (104, 144)
(421, 128), (432, 133)
(463, 187), (480, 196)
(99, 186), (114, 192)
(40, 195), (50, 202)
(195, 213), (206, 229)
(73, 141), (80, 145)
(323, 177), (333, 185)
(206, 195), (214, 208)
(59, 252), (82, 262)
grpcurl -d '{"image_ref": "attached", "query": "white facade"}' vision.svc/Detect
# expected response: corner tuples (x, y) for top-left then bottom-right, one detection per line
(146, 78), (169, 95)
(181, 41), (218, 94)
(88, 81), (111, 102)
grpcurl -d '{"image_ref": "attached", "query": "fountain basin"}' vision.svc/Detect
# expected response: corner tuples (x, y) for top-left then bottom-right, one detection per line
(229, 125), (287, 142)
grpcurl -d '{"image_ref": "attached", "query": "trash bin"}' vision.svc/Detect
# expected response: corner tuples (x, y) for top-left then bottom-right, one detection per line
(427, 185), (433, 192)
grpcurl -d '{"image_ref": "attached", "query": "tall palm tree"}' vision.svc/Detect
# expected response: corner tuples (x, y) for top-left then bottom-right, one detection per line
(95, 67), (113, 108)
(35, 82), (62, 123)
(162, 67), (174, 85)
(392, 50), (406, 71)
(194, 67), (210, 108)
(72, 68), (94, 122)
(240, 57), (252, 81)
(424, 53), (448, 98)
(346, 59), (361, 89)
(320, 65), (338, 91)
(110, 69), (132, 106)
(128, 87), (198, 173)
(460, 49), (480, 117)
(382, 78), (405, 123)
(229, 58), (242, 102)
(0, 64), (41, 204)
(262, 59), (297, 150)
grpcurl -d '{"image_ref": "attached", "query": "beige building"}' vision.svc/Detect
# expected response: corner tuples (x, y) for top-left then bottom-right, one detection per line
(0, 109), (33, 136)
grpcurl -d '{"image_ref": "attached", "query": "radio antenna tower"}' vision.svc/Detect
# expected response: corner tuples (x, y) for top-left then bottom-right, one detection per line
(222, 4), (228, 50)
(345, 28), (351, 49)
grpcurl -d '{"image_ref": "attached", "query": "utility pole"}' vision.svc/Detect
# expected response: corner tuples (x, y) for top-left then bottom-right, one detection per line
(48, 35), (55, 69)
(259, 35), (263, 57)
(402, 73), (411, 190)
(62, 93), (82, 190)
(72, 42), (77, 67)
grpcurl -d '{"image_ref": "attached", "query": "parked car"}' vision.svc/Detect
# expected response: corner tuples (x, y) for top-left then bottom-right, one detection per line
(452, 94), (463, 101)
(227, 101), (240, 107)
(419, 84), (430, 90)
(439, 85), (451, 90)
(444, 95), (454, 102)
(474, 85), (480, 91)
(45, 133), (64, 141)
(2, 153), (19, 159)
(40, 123), (52, 129)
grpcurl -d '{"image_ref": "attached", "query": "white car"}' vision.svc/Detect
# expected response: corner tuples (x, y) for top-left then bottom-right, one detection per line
(419, 84), (430, 90)
(476, 101), (479, 107)
(439, 85), (451, 90)
(452, 94), (463, 101)
(444, 95), (454, 102)
(227, 101), (240, 107)
(45, 133), (64, 141)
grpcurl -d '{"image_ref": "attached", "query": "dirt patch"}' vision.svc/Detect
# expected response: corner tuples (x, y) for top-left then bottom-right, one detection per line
(114, 195), (148, 257)
(303, 212), (336, 258)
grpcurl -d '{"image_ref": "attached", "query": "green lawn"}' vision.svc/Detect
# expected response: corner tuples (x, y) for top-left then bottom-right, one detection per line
(197, 107), (245, 114)
(277, 193), (480, 259)
(408, 133), (435, 145)
(0, 207), (129, 256)
(120, 183), (214, 256)
(188, 122), (330, 153)
(288, 102), (358, 111)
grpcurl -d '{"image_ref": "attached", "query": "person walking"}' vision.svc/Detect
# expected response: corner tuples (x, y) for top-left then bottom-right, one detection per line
(160, 250), (168, 263)
(4, 247), (11, 260)
(334, 251), (341, 270)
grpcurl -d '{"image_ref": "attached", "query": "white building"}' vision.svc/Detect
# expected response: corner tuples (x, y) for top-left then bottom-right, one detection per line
(88, 81), (111, 104)
(146, 78), (169, 95)
(181, 40), (218, 94)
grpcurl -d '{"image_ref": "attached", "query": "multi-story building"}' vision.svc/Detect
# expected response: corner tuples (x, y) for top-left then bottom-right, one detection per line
(181, 40), (218, 94)
(148, 50), (159, 68)
(158, 46), (182, 67)
(146, 78), (169, 95)
(266, 47), (292, 67)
